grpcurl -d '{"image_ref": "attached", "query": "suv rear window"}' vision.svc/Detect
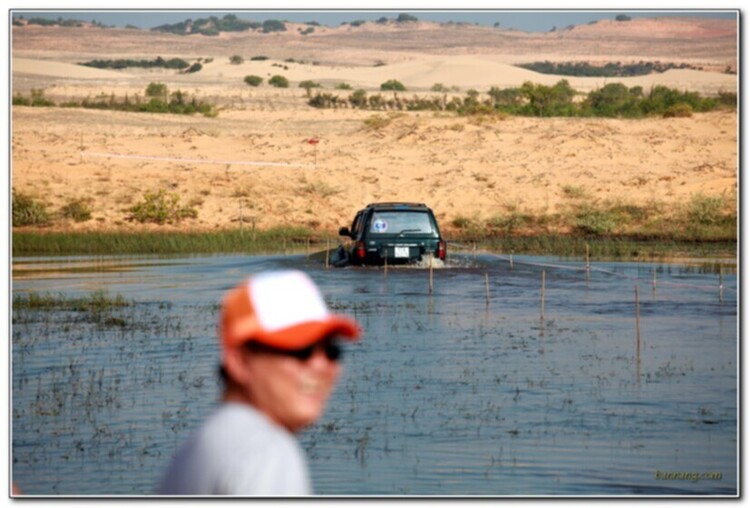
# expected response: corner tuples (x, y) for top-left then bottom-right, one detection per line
(369, 211), (437, 236)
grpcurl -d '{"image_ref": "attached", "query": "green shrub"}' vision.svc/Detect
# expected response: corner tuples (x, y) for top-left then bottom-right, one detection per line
(308, 93), (339, 108)
(363, 114), (394, 130)
(299, 80), (322, 93)
(561, 185), (588, 199)
(145, 82), (168, 98)
(573, 206), (619, 236)
(262, 20), (287, 33)
(184, 62), (203, 73)
(12, 190), (51, 227)
(60, 198), (93, 222)
(335, 83), (352, 90)
(381, 79), (406, 91)
(128, 189), (198, 225)
(250, 55), (268, 61)
(583, 83), (642, 117)
(487, 213), (529, 235)
(12, 93), (30, 106)
(349, 89), (368, 108)
(451, 215), (475, 229)
(519, 80), (577, 117)
(269, 75), (289, 88)
(687, 193), (726, 226)
(244, 75), (263, 87)
(663, 103), (693, 118)
(30, 89), (55, 107)
(717, 91), (737, 108)
(396, 13), (418, 23)
(229, 55), (244, 65)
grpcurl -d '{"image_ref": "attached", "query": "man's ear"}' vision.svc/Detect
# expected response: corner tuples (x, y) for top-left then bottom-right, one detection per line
(223, 346), (251, 386)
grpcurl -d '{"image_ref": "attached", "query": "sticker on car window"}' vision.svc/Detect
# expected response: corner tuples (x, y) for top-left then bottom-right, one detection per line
(372, 218), (388, 233)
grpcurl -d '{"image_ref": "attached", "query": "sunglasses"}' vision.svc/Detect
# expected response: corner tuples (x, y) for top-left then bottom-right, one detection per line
(245, 339), (342, 362)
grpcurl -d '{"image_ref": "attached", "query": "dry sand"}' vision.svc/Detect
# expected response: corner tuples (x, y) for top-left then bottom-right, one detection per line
(10, 17), (738, 234)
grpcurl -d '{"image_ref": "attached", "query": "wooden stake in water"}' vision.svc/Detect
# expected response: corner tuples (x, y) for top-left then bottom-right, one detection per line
(652, 268), (657, 293)
(719, 268), (724, 303)
(384, 253), (388, 278)
(509, 253), (514, 270)
(429, 254), (434, 295)
(325, 238), (330, 270)
(635, 285), (642, 353)
(635, 285), (642, 383)
(541, 269), (546, 321)
(485, 272), (490, 306)
(585, 243), (590, 271)
(306, 237), (311, 259)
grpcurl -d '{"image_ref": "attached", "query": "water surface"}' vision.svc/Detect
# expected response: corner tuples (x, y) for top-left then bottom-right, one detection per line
(11, 253), (737, 496)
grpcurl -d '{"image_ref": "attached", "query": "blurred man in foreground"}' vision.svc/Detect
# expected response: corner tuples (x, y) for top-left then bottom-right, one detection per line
(158, 270), (360, 495)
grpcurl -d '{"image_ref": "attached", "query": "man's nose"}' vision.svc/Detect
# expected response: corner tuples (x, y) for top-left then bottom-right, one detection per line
(307, 346), (334, 369)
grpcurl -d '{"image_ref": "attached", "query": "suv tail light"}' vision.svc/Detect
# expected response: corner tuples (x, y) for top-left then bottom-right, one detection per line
(438, 240), (446, 260)
(356, 241), (366, 259)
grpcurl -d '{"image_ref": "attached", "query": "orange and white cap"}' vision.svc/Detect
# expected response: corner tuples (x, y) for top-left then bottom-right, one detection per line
(221, 270), (360, 351)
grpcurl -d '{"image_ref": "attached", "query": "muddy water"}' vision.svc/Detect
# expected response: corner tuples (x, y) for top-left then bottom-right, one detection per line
(11, 254), (737, 496)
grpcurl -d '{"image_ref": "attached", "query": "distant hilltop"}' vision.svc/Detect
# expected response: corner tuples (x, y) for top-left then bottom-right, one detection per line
(12, 13), (440, 34)
(12, 13), (736, 39)
(12, 14), (736, 72)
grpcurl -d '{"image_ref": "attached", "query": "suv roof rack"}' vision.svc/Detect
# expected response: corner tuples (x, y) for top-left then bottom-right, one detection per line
(365, 202), (427, 208)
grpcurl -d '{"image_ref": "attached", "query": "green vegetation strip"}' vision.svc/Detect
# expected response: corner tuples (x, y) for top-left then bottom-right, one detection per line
(13, 83), (217, 117)
(516, 60), (731, 77)
(12, 229), (735, 260)
(466, 236), (736, 262)
(311, 81), (737, 118)
(13, 289), (130, 311)
(13, 228), (316, 257)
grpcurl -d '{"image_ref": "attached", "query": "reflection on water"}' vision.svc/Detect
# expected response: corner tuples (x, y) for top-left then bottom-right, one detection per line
(11, 254), (737, 496)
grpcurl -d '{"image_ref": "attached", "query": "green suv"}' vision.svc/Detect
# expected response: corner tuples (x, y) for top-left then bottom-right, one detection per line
(336, 202), (446, 266)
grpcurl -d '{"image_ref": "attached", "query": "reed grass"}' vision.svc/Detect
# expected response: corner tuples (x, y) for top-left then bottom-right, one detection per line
(473, 236), (735, 260)
(13, 227), (318, 256)
(13, 289), (130, 311)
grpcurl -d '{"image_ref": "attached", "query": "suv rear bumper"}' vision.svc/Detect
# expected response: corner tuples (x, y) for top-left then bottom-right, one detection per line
(351, 243), (445, 265)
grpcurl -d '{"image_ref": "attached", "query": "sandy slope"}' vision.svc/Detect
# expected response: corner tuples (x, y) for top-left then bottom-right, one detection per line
(11, 102), (737, 234)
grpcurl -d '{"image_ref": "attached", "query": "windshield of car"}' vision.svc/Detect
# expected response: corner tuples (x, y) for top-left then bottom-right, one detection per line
(369, 211), (437, 236)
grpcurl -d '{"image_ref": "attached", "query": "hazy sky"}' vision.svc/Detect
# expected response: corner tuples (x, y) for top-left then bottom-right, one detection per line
(11, 9), (738, 33)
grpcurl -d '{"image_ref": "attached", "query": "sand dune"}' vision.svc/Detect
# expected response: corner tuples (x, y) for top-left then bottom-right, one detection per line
(13, 57), (134, 79)
(13, 55), (737, 97)
(10, 17), (738, 234)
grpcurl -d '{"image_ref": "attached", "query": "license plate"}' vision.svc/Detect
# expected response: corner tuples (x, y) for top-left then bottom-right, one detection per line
(394, 246), (410, 258)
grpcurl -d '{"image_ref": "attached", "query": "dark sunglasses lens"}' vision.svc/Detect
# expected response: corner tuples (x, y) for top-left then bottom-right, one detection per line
(289, 343), (341, 361)
(290, 346), (314, 361)
(324, 343), (341, 361)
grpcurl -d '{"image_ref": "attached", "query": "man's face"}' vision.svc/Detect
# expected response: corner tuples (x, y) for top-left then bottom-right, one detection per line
(239, 339), (342, 433)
